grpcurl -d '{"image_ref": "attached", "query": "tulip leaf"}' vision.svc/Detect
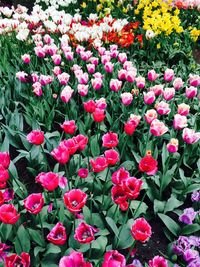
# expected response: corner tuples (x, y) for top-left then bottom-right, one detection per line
(106, 217), (119, 236)
(182, 224), (200, 235)
(158, 213), (181, 236)
(116, 225), (133, 249)
(90, 136), (100, 157)
(15, 225), (31, 253)
(28, 228), (46, 247)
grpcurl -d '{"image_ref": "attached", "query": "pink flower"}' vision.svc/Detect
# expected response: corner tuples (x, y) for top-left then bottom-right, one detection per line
(150, 119), (168, 136)
(149, 256), (168, 267)
(90, 157), (108, 173)
(74, 222), (97, 244)
(189, 74), (200, 87)
(60, 86), (74, 103)
(149, 84), (164, 96)
(65, 51), (74, 61)
(126, 69), (137, 83)
(95, 98), (107, 109)
(102, 132), (118, 148)
(143, 91), (155, 105)
(53, 66), (62, 76)
(36, 172), (59, 191)
(61, 139), (78, 155)
(34, 46), (45, 58)
(156, 101), (171, 115)
(51, 145), (70, 164)
(92, 108), (105, 122)
(91, 78), (103, 90)
(21, 54), (31, 64)
(104, 62), (114, 73)
(89, 57), (99, 65)
(78, 168), (89, 179)
(61, 120), (76, 135)
(77, 84), (88, 96)
(177, 103), (190, 116)
(164, 68), (174, 82)
(110, 79), (122, 92)
(163, 87), (175, 101)
(121, 92), (133, 106)
(148, 69), (159, 81)
(77, 73), (89, 84)
(173, 114), (188, 130)
(0, 152), (10, 169)
(123, 61), (133, 70)
(52, 54), (61, 65)
(167, 138), (179, 153)
(58, 73), (70, 85)
(84, 100), (96, 113)
(118, 52), (127, 63)
(86, 64), (95, 74)
(118, 69), (127, 80)
(16, 71), (27, 83)
(104, 149), (120, 166)
(59, 251), (92, 267)
(135, 76), (145, 89)
(182, 128), (200, 144)
(47, 222), (67, 245)
(129, 114), (141, 127)
(59, 176), (68, 189)
(101, 55), (111, 65)
(27, 130), (44, 145)
(40, 75), (53, 86)
(144, 109), (157, 124)
(173, 77), (184, 90)
(185, 86), (197, 99)
(112, 167), (130, 185)
(102, 250), (126, 267)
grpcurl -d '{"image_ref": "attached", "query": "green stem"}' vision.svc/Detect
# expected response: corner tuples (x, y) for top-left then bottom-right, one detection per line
(64, 164), (71, 190)
(102, 168), (110, 207)
(40, 145), (51, 171)
(132, 191), (147, 219)
(38, 213), (44, 239)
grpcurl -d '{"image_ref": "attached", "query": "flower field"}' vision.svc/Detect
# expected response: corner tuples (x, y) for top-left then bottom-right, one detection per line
(0, 0), (199, 266)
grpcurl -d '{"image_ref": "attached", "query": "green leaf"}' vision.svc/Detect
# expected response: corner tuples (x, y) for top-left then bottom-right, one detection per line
(161, 164), (177, 192)
(105, 217), (119, 236)
(132, 151), (141, 163)
(90, 136), (100, 157)
(183, 184), (200, 194)
(0, 224), (12, 241)
(91, 236), (108, 254)
(162, 143), (169, 171)
(154, 199), (165, 214)
(164, 195), (183, 213)
(182, 224), (200, 235)
(158, 213), (181, 236)
(130, 201), (148, 217)
(28, 228), (45, 247)
(44, 243), (61, 256)
(116, 225), (133, 249)
(16, 225), (31, 253)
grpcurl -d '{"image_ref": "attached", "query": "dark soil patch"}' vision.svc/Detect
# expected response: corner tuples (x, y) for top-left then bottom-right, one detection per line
(193, 47), (200, 64)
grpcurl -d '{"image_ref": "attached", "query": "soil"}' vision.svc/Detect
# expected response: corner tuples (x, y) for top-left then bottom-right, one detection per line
(193, 47), (200, 64)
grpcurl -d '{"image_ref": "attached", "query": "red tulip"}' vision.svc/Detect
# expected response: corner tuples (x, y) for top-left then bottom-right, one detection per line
(74, 222), (97, 244)
(123, 177), (143, 200)
(102, 132), (118, 148)
(27, 130), (44, 145)
(78, 168), (89, 179)
(90, 157), (108, 173)
(0, 181), (6, 189)
(36, 172), (59, 191)
(149, 256), (168, 267)
(59, 251), (93, 267)
(92, 108), (105, 123)
(61, 139), (78, 155)
(47, 222), (67, 245)
(51, 144), (70, 164)
(61, 120), (77, 135)
(102, 250), (126, 267)
(73, 134), (88, 151)
(83, 100), (96, 113)
(0, 191), (4, 206)
(24, 193), (44, 214)
(63, 189), (87, 213)
(124, 122), (136, 135)
(5, 252), (30, 267)
(0, 152), (10, 169)
(131, 218), (152, 243)
(111, 185), (127, 206)
(0, 165), (9, 183)
(104, 149), (119, 166)
(139, 153), (158, 175)
(0, 204), (20, 224)
(112, 167), (130, 185)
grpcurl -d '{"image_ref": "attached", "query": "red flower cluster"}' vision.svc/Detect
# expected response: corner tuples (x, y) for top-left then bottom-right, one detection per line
(0, 152), (10, 189)
(59, 251), (92, 267)
(139, 153), (158, 175)
(84, 99), (106, 123)
(0, 204), (20, 224)
(131, 218), (152, 243)
(111, 167), (143, 211)
(102, 250), (135, 267)
(5, 252), (30, 267)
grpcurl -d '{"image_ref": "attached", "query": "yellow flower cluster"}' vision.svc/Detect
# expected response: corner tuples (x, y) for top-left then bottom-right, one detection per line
(189, 27), (200, 42)
(135, 0), (184, 36)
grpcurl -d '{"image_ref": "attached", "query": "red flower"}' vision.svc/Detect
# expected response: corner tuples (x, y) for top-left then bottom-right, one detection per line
(90, 157), (108, 172)
(112, 167), (130, 185)
(0, 165), (9, 183)
(139, 154), (158, 175)
(102, 132), (119, 148)
(74, 222), (97, 244)
(61, 120), (77, 135)
(36, 172), (59, 191)
(0, 152), (10, 169)
(124, 122), (136, 135)
(0, 204), (20, 224)
(111, 185), (127, 208)
(84, 100), (96, 113)
(26, 130), (44, 145)
(104, 149), (119, 165)
(59, 251), (93, 267)
(131, 218), (152, 243)
(149, 256), (168, 267)
(47, 222), (67, 245)
(123, 177), (143, 200)
(78, 168), (89, 179)
(51, 144), (70, 164)
(63, 189), (87, 213)
(61, 139), (78, 155)
(0, 191), (4, 206)
(5, 252), (30, 267)
(24, 193), (44, 214)
(0, 181), (6, 189)
(73, 134), (88, 151)
(92, 108), (105, 123)
(102, 250), (126, 267)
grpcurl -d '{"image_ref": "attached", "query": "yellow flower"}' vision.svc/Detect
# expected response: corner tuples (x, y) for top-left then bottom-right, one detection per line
(81, 2), (86, 8)
(157, 43), (161, 49)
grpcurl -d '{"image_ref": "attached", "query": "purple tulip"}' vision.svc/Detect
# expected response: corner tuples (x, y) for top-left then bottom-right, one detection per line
(191, 191), (200, 202)
(183, 249), (199, 262)
(173, 236), (191, 254)
(179, 208), (197, 225)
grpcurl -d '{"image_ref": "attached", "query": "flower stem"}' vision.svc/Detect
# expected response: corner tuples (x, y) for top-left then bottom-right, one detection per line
(38, 213), (44, 239)
(102, 168), (110, 208)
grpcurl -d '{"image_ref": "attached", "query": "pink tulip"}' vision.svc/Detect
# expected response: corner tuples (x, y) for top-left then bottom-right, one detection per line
(53, 66), (62, 76)
(118, 52), (127, 63)
(21, 54), (30, 64)
(143, 91), (155, 105)
(163, 87), (175, 101)
(104, 62), (114, 73)
(77, 73), (89, 84)
(118, 69), (127, 80)
(150, 119), (168, 136)
(167, 138), (179, 153)
(173, 114), (188, 130)
(182, 128), (200, 144)
(89, 57), (99, 65)
(52, 54), (61, 65)
(156, 101), (171, 115)
(77, 84), (88, 96)
(185, 86), (197, 99)
(147, 69), (159, 81)
(189, 74), (200, 87)
(121, 92), (133, 106)
(178, 103), (190, 116)
(86, 64), (95, 74)
(164, 68), (174, 82)
(149, 84), (164, 96)
(173, 77), (184, 90)
(32, 82), (43, 96)
(135, 76), (145, 89)
(144, 109), (157, 124)
(101, 55), (111, 65)
(126, 70), (137, 83)
(60, 86), (74, 103)
(91, 78), (103, 90)
(110, 79), (122, 92)
(58, 73), (70, 85)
